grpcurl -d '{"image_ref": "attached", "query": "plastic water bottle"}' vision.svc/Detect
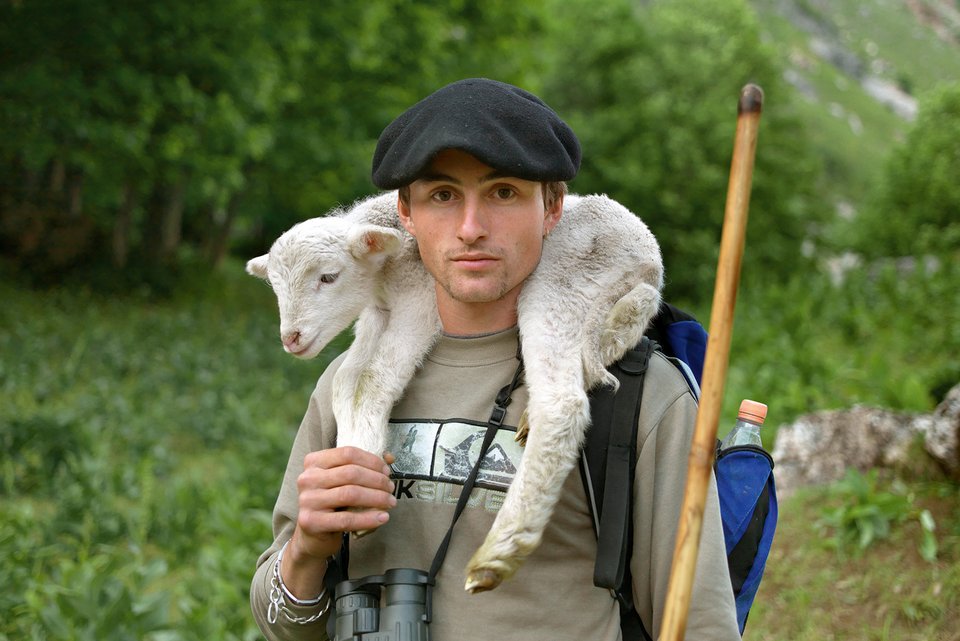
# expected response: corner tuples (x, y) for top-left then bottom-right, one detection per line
(720, 399), (767, 450)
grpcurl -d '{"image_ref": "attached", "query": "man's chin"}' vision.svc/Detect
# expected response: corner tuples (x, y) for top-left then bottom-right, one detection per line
(442, 282), (510, 305)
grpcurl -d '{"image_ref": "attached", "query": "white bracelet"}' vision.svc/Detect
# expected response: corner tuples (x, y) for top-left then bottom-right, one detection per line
(267, 541), (331, 625)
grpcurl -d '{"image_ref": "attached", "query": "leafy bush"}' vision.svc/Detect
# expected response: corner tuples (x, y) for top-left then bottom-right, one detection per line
(544, 0), (829, 301)
(0, 413), (91, 495)
(816, 470), (938, 562)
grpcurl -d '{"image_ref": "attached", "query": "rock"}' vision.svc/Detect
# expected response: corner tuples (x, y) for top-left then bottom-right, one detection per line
(771, 382), (960, 497)
(925, 382), (960, 476)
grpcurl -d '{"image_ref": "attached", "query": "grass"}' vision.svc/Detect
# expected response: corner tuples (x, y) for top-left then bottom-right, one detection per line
(1, 257), (957, 639)
(747, 475), (960, 641)
(799, 0), (960, 92)
(0, 264), (344, 640)
(694, 254), (960, 445)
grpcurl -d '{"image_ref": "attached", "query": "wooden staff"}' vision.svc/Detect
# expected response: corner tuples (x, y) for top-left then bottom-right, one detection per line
(659, 83), (764, 641)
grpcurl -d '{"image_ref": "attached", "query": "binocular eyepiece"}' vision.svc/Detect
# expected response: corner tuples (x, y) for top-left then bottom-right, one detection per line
(332, 568), (432, 641)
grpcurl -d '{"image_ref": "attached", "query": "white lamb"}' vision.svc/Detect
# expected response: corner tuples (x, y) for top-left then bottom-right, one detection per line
(246, 190), (663, 593)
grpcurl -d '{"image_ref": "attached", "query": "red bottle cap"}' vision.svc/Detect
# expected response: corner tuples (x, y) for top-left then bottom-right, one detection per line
(738, 399), (768, 424)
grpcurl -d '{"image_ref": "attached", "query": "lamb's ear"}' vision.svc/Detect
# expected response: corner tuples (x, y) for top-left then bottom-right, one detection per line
(347, 225), (403, 265)
(246, 255), (269, 279)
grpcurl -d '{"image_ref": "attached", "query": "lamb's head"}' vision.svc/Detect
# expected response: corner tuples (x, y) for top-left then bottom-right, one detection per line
(247, 217), (404, 359)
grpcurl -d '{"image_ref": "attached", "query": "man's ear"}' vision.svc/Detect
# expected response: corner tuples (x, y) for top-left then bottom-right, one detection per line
(347, 225), (404, 265)
(246, 255), (269, 279)
(543, 192), (563, 236)
(397, 194), (416, 237)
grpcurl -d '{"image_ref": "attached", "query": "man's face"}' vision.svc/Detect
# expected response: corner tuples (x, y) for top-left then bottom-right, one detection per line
(397, 149), (562, 334)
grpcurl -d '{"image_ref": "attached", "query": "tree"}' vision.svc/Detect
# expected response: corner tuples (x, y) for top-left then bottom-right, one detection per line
(540, 0), (827, 301)
(0, 0), (290, 278)
(237, 0), (547, 254)
(0, 0), (546, 284)
(857, 82), (960, 258)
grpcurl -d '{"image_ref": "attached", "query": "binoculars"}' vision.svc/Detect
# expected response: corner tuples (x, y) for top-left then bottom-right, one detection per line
(332, 568), (432, 641)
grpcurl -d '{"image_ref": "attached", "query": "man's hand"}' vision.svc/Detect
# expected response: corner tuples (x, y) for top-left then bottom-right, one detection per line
(280, 447), (397, 600)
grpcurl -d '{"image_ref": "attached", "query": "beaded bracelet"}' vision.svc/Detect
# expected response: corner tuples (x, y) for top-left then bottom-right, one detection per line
(267, 541), (331, 625)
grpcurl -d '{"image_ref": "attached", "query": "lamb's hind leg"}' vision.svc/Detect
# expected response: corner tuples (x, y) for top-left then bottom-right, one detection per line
(464, 347), (589, 593)
(589, 281), (662, 386)
(465, 282), (662, 590)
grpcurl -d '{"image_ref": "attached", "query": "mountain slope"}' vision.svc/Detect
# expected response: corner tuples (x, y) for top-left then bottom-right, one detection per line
(750, 0), (960, 207)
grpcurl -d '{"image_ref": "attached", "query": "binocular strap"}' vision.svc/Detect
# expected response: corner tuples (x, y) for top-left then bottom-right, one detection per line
(424, 353), (525, 620)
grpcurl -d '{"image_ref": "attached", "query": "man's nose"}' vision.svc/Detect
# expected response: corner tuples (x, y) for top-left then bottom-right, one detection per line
(457, 196), (488, 244)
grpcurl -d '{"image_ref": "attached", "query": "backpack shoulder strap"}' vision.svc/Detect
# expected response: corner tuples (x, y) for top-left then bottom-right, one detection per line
(582, 337), (655, 590)
(581, 337), (656, 641)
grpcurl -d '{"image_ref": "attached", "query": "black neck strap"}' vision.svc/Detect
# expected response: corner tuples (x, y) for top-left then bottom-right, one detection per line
(423, 354), (525, 618)
(427, 355), (525, 580)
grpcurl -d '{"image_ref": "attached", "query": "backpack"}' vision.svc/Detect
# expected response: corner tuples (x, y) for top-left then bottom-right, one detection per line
(580, 302), (778, 639)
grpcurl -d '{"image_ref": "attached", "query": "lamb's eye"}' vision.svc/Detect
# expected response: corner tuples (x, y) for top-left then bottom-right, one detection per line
(319, 273), (339, 285)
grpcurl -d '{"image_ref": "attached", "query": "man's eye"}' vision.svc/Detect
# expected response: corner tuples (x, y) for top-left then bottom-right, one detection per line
(431, 190), (454, 203)
(319, 273), (339, 285)
(495, 187), (516, 200)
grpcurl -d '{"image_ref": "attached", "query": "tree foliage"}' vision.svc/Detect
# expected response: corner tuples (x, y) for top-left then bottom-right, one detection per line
(237, 0), (547, 253)
(0, 0), (827, 300)
(0, 0), (293, 279)
(856, 81), (960, 259)
(0, 0), (544, 285)
(541, 0), (827, 300)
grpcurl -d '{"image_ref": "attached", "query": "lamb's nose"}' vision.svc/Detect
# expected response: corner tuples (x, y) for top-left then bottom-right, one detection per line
(281, 330), (301, 350)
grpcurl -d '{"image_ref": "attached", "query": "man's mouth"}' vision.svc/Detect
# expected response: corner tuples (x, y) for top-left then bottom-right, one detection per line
(451, 253), (498, 270)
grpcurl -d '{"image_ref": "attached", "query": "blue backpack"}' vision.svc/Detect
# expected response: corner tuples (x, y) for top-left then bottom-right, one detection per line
(580, 303), (778, 639)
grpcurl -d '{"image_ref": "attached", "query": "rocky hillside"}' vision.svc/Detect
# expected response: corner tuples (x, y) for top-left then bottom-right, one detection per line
(750, 0), (960, 206)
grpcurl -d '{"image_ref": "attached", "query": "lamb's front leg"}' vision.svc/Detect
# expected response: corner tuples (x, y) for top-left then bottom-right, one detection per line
(337, 301), (441, 458)
(464, 347), (589, 593)
(332, 306), (388, 451)
(353, 328), (439, 453)
(332, 304), (440, 538)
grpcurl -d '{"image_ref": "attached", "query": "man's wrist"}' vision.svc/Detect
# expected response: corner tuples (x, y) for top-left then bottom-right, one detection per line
(267, 540), (332, 626)
(279, 532), (333, 601)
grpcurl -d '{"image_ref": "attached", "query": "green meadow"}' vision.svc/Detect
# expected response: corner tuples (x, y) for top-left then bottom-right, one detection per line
(2, 255), (957, 639)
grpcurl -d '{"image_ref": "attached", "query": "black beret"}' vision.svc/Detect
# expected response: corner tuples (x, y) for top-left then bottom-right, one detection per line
(371, 78), (581, 189)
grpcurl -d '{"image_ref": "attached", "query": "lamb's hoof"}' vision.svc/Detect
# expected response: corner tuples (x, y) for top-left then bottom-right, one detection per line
(464, 568), (503, 594)
(349, 506), (379, 540)
(464, 551), (514, 594)
(514, 411), (529, 447)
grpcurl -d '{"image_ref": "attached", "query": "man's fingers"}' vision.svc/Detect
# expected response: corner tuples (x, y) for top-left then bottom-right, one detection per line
(297, 461), (395, 495)
(294, 445), (397, 541)
(297, 503), (391, 537)
(300, 482), (397, 512)
(305, 446), (392, 475)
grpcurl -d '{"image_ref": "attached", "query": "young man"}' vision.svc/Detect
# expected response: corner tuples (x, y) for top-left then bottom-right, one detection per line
(250, 78), (740, 640)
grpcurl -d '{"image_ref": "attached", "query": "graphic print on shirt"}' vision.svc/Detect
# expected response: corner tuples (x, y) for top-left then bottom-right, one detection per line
(386, 420), (524, 513)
